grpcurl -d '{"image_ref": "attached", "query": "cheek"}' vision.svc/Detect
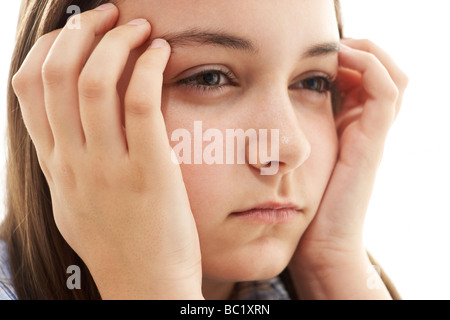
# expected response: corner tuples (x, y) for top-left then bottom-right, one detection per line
(160, 101), (237, 223)
(180, 163), (232, 218)
(310, 116), (338, 165)
(300, 113), (339, 208)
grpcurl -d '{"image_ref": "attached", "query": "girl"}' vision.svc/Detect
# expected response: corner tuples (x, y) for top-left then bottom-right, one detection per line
(0, 0), (407, 300)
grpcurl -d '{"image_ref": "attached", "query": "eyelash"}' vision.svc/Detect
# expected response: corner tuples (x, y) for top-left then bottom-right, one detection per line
(175, 69), (335, 95)
(289, 75), (335, 94)
(176, 69), (238, 94)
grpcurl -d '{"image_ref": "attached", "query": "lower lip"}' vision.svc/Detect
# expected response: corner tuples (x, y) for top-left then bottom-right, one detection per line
(231, 208), (299, 224)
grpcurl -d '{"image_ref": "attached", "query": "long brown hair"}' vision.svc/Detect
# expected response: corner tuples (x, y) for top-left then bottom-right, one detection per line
(1, 0), (344, 300)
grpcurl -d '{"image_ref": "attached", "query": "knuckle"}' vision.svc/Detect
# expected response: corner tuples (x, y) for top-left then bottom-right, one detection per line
(360, 38), (376, 50)
(126, 100), (152, 117)
(11, 70), (28, 96)
(125, 95), (152, 116)
(78, 73), (108, 99)
(16, 33), (61, 92)
(126, 164), (152, 193)
(37, 31), (58, 46)
(385, 81), (400, 101)
(54, 159), (78, 190)
(365, 51), (379, 65)
(88, 161), (112, 188)
(127, 102), (151, 117)
(41, 59), (65, 86)
(37, 157), (54, 185)
(84, 156), (128, 191)
(399, 71), (409, 89)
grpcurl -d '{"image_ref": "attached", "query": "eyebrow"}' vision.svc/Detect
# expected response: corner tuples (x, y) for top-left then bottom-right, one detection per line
(302, 42), (341, 59)
(161, 28), (340, 58)
(161, 28), (258, 54)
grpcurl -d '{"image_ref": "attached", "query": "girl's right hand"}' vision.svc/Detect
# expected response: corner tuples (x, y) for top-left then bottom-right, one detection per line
(12, 3), (203, 299)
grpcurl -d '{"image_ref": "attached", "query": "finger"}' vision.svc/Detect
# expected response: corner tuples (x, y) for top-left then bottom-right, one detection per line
(41, 3), (119, 150)
(339, 45), (398, 138)
(12, 30), (61, 157)
(341, 38), (408, 116)
(79, 19), (152, 155)
(341, 39), (409, 90)
(335, 67), (363, 111)
(336, 67), (362, 94)
(124, 39), (172, 165)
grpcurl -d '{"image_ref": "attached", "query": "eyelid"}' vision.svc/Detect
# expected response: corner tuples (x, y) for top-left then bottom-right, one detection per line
(172, 65), (236, 83)
(292, 70), (336, 83)
(173, 66), (239, 97)
(297, 69), (336, 82)
(288, 72), (336, 95)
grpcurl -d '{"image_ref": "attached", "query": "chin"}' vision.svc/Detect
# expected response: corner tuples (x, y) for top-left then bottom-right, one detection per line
(202, 236), (297, 282)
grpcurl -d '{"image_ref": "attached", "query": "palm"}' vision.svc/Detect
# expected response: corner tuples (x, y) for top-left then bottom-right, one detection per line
(292, 65), (395, 261)
(286, 40), (407, 298)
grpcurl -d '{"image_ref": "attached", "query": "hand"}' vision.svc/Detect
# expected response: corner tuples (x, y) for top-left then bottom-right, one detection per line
(12, 4), (203, 299)
(289, 39), (408, 299)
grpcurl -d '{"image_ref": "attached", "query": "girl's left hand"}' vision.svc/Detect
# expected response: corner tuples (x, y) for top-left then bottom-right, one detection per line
(289, 39), (408, 299)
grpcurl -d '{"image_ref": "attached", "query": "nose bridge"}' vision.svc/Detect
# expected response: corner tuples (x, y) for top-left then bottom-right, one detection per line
(246, 88), (311, 174)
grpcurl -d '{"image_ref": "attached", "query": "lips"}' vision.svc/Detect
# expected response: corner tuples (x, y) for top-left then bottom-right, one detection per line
(234, 201), (302, 213)
(231, 201), (302, 224)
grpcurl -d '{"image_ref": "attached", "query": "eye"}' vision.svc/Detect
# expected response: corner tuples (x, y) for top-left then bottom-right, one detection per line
(290, 76), (333, 94)
(196, 72), (221, 86)
(176, 69), (237, 93)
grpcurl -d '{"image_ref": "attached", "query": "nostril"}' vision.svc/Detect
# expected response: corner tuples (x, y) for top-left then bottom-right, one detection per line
(262, 160), (278, 167)
(260, 160), (281, 176)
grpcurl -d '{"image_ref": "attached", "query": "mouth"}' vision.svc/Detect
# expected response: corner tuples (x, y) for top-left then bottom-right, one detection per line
(230, 201), (302, 224)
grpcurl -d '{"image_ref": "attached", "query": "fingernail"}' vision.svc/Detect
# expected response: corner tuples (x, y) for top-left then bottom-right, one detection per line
(150, 38), (167, 49)
(127, 18), (148, 25)
(94, 3), (114, 11)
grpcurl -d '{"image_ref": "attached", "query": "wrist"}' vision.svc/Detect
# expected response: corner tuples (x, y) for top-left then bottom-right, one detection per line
(96, 275), (205, 300)
(86, 254), (204, 300)
(289, 250), (392, 300)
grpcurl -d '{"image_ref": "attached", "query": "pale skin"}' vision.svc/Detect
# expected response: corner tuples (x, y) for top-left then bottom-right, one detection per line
(12, 0), (407, 299)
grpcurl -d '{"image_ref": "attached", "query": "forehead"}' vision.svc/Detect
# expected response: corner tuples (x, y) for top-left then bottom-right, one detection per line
(116, 0), (339, 49)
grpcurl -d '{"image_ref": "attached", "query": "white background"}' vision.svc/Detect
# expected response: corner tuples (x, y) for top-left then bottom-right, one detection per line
(0, 1), (449, 299)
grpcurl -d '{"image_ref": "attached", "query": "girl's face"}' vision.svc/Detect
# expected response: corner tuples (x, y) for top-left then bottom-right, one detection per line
(117, 0), (339, 284)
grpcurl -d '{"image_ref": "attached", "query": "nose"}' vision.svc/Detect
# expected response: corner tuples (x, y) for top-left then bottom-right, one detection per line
(245, 91), (311, 176)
